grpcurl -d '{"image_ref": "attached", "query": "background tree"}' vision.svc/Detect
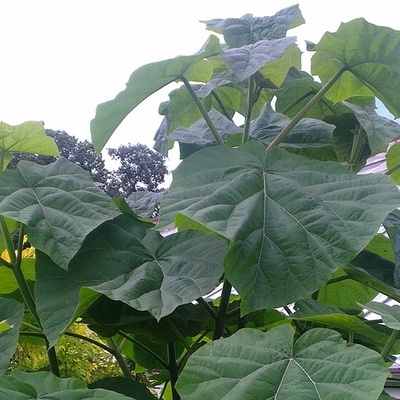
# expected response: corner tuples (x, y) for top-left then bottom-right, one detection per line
(8, 130), (168, 197)
(104, 143), (168, 197)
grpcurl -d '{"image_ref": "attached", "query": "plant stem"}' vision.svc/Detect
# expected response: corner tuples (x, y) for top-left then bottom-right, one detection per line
(106, 337), (133, 379)
(242, 76), (255, 144)
(381, 329), (399, 360)
(211, 92), (233, 120)
(167, 320), (193, 354)
(0, 216), (16, 265)
(47, 344), (60, 376)
(180, 76), (224, 146)
(280, 90), (316, 115)
(168, 342), (181, 400)
(348, 124), (363, 170)
(266, 66), (347, 152)
(118, 331), (169, 370)
(213, 278), (232, 340)
(386, 162), (400, 176)
(197, 297), (218, 319)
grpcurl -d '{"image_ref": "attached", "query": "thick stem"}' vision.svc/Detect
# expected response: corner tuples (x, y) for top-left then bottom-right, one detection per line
(381, 329), (399, 361)
(168, 342), (181, 400)
(211, 92), (233, 120)
(197, 297), (218, 320)
(180, 76), (224, 146)
(47, 344), (60, 376)
(242, 76), (256, 144)
(266, 66), (347, 152)
(213, 278), (232, 340)
(106, 337), (133, 379)
(348, 124), (364, 170)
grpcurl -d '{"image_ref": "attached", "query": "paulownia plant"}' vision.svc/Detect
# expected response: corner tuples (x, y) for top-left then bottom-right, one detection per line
(2, 4), (400, 399)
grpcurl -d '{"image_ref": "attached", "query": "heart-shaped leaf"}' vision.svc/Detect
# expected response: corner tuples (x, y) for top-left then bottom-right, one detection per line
(158, 142), (400, 314)
(0, 298), (24, 374)
(91, 35), (221, 152)
(0, 121), (59, 170)
(0, 158), (121, 270)
(0, 370), (135, 399)
(220, 37), (296, 81)
(176, 325), (388, 399)
(202, 5), (304, 47)
(312, 18), (400, 117)
(35, 214), (227, 346)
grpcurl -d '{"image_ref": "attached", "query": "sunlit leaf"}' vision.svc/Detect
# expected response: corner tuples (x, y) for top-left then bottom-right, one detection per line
(0, 121), (59, 170)
(91, 35), (221, 152)
(312, 18), (400, 117)
(362, 301), (400, 330)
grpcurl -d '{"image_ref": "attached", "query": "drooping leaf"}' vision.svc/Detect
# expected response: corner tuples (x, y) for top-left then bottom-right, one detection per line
(158, 141), (400, 314)
(312, 18), (400, 117)
(176, 325), (388, 399)
(343, 102), (400, 154)
(250, 103), (334, 148)
(91, 35), (221, 152)
(220, 37), (296, 81)
(0, 121), (59, 170)
(0, 158), (121, 270)
(362, 301), (400, 330)
(35, 214), (227, 346)
(202, 5), (304, 47)
(0, 370), (136, 399)
(386, 142), (400, 184)
(0, 298), (24, 374)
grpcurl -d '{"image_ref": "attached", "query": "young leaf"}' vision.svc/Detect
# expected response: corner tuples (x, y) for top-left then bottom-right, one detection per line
(176, 325), (388, 399)
(0, 121), (59, 170)
(158, 142), (400, 314)
(91, 35), (221, 152)
(202, 5), (304, 47)
(0, 298), (24, 374)
(220, 37), (296, 81)
(312, 18), (400, 117)
(0, 158), (121, 270)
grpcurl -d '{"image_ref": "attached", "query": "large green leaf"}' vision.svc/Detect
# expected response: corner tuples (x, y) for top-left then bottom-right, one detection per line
(202, 5), (304, 47)
(312, 18), (400, 117)
(0, 298), (24, 374)
(0, 158), (121, 270)
(158, 141), (400, 314)
(0, 370), (136, 399)
(220, 37), (296, 81)
(35, 214), (227, 346)
(90, 35), (221, 152)
(176, 325), (388, 399)
(0, 121), (59, 171)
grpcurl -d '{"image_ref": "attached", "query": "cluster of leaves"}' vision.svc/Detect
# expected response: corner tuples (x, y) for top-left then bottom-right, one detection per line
(3, 4), (400, 399)
(8, 129), (168, 197)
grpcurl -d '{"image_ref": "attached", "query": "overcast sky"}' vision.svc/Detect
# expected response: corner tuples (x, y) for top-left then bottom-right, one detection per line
(1, 0), (399, 167)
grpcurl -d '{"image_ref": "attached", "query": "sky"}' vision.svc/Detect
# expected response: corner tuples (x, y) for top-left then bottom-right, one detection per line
(1, 0), (400, 170)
